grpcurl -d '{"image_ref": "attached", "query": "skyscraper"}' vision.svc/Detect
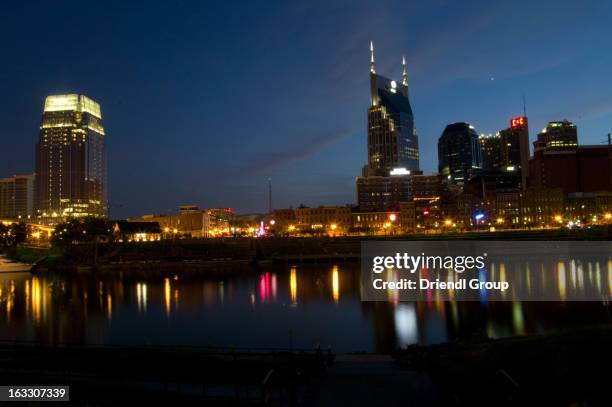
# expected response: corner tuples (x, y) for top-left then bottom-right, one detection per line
(0, 174), (34, 219)
(499, 116), (530, 189)
(35, 94), (107, 220)
(533, 120), (578, 152)
(479, 133), (502, 171)
(438, 122), (482, 188)
(362, 42), (419, 176)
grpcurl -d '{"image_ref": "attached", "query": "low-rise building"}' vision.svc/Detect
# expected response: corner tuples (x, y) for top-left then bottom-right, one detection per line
(271, 209), (296, 231)
(295, 206), (352, 233)
(132, 207), (236, 238)
(114, 221), (161, 242)
(351, 210), (400, 234)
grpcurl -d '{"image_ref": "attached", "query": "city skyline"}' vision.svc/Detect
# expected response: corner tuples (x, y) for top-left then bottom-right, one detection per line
(1, 1), (612, 218)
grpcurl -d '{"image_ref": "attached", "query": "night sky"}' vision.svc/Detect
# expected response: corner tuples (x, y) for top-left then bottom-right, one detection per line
(1, 0), (611, 218)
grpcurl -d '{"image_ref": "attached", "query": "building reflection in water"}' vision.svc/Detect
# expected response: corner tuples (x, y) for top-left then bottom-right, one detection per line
(0, 260), (611, 353)
(290, 266), (298, 306)
(164, 278), (171, 318)
(608, 260), (612, 294)
(512, 302), (525, 335)
(136, 282), (147, 313)
(259, 272), (271, 303)
(557, 262), (566, 301)
(332, 266), (340, 303)
(31, 277), (42, 324)
(394, 303), (417, 347)
(106, 293), (112, 321)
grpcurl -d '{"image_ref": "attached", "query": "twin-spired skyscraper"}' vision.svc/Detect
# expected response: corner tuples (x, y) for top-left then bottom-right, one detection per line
(362, 41), (419, 177)
(35, 94), (107, 219)
(356, 42), (420, 211)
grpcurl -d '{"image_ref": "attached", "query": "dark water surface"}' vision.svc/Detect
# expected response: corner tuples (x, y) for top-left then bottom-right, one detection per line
(0, 263), (610, 353)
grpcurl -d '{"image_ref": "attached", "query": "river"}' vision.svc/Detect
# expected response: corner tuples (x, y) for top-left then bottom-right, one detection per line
(0, 263), (610, 353)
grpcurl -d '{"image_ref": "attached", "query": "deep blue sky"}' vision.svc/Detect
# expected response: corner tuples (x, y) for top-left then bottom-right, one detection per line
(1, 0), (611, 218)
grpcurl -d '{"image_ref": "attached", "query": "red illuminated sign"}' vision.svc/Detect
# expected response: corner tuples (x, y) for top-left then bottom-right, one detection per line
(510, 116), (526, 128)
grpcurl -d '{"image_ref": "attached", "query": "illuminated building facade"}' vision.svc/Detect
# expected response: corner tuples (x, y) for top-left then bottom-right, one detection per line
(362, 42), (419, 177)
(271, 209), (296, 230)
(499, 116), (530, 189)
(357, 42), (420, 211)
(438, 122), (482, 187)
(534, 120), (578, 152)
(0, 174), (34, 220)
(479, 134), (502, 171)
(133, 207), (236, 238)
(356, 175), (412, 211)
(295, 206), (352, 232)
(113, 221), (161, 242)
(35, 94), (107, 220)
(351, 210), (401, 233)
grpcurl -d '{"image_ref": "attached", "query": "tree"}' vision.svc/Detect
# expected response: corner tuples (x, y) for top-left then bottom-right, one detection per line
(0, 223), (8, 246)
(0, 222), (27, 247)
(51, 217), (113, 247)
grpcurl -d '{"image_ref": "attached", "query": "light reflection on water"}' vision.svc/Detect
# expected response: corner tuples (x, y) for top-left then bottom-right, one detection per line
(0, 263), (610, 353)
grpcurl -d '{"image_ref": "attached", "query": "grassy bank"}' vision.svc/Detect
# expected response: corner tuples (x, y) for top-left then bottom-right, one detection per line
(1, 246), (60, 266)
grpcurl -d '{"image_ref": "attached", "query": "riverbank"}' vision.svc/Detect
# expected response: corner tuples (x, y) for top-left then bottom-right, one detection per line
(0, 341), (333, 406)
(2, 325), (609, 406)
(392, 324), (612, 406)
(0, 255), (31, 273)
(12, 226), (612, 273)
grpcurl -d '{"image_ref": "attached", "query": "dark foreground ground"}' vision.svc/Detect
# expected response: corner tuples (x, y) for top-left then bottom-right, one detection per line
(1, 325), (611, 406)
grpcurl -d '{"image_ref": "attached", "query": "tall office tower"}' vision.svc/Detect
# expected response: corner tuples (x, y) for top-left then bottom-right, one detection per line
(479, 133), (502, 170)
(362, 42), (419, 176)
(438, 122), (482, 188)
(499, 116), (530, 189)
(533, 119), (578, 152)
(35, 94), (107, 220)
(0, 174), (35, 219)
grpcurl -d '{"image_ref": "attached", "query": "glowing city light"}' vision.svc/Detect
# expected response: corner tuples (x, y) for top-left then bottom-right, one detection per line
(390, 167), (410, 176)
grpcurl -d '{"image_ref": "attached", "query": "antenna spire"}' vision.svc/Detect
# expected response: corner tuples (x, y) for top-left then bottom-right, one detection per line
(370, 40), (376, 74)
(402, 56), (408, 86)
(268, 178), (273, 214)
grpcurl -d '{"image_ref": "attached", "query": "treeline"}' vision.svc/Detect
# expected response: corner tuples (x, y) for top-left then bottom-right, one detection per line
(0, 222), (27, 247)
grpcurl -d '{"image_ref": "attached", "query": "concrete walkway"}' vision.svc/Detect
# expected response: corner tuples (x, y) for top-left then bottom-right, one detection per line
(301, 354), (439, 407)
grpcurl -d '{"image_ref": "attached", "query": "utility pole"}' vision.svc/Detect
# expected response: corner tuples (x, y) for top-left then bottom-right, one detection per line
(608, 133), (612, 189)
(268, 178), (273, 214)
